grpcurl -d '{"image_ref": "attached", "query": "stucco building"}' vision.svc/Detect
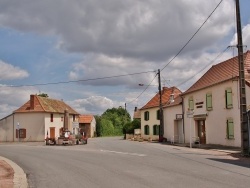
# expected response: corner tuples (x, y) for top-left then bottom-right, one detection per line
(0, 94), (79, 142)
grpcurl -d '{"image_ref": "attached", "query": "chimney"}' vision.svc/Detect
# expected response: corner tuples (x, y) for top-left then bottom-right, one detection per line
(169, 94), (174, 103)
(134, 107), (137, 112)
(30, 94), (35, 110)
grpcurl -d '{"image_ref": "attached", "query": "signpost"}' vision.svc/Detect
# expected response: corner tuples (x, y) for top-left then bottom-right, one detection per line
(17, 122), (20, 142)
(187, 110), (194, 148)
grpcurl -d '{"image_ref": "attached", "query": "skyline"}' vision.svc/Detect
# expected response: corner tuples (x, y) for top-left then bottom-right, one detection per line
(0, 0), (250, 118)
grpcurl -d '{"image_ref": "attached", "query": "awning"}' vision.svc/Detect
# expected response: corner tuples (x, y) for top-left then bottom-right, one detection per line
(193, 113), (207, 120)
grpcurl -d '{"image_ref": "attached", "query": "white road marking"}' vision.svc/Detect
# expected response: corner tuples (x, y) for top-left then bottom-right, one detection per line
(100, 149), (146, 157)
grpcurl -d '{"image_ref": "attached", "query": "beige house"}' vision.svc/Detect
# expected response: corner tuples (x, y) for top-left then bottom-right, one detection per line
(182, 51), (250, 147)
(0, 94), (79, 142)
(78, 115), (96, 138)
(140, 87), (182, 141)
(163, 96), (184, 143)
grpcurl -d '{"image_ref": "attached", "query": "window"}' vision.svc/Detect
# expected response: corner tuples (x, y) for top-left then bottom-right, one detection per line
(227, 119), (234, 139)
(16, 129), (26, 138)
(144, 111), (149, 121)
(153, 125), (159, 135)
(188, 96), (194, 110)
(73, 114), (76, 121)
(50, 114), (53, 122)
(144, 125), (149, 135)
(206, 93), (213, 111)
(156, 110), (160, 120)
(225, 88), (233, 109)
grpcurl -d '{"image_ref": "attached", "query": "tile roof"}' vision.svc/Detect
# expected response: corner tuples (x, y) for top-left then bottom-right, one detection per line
(79, 115), (94, 123)
(14, 95), (79, 115)
(140, 87), (182, 110)
(183, 51), (250, 95)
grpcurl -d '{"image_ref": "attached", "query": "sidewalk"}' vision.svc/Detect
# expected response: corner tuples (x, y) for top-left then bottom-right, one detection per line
(0, 156), (28, 188)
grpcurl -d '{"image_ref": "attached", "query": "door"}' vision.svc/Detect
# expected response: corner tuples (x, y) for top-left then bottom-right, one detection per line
(50, 127), (55, 139)
(198, 120), (206, 144)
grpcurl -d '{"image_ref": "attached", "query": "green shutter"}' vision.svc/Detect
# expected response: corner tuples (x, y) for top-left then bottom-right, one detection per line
(157, 110), (160, 120)
(226, 88), (233, 109)
(189, 97), (194, 110)
(227, 119), (234, 139)
(144, 125), (149, 135)
(206, 93), (213, 111)
(156, 125), (160, 135)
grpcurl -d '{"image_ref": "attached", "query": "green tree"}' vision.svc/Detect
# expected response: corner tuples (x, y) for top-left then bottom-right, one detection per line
(99, 107), (131, 136)
(123, 119), (141, 134)
(100, 119), (114, 136)
(38, 93), (49, 98)
(94, 115), (101, 137)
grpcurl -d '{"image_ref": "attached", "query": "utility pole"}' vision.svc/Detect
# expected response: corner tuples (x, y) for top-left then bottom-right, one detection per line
(235, 0), (249, 155)
(158, 69), (164, 142)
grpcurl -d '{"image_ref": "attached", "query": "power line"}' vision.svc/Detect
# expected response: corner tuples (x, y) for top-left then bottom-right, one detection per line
(176, 46), (230, 87)
(126, 72), (158, 105)
(161, 0), (224, 71)
(0, 70), (156, 88)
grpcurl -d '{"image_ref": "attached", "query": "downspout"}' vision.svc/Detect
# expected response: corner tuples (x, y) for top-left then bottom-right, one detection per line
(13, 113), (15, 142)
(181, 96), (185, 143)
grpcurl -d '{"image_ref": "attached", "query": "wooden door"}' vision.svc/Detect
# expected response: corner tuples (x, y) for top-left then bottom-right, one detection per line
(198, 120), (206, 144)
(50, 127), (55, 139)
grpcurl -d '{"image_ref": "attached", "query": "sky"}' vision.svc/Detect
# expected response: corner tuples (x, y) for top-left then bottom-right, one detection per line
(0, 0), (250, 119)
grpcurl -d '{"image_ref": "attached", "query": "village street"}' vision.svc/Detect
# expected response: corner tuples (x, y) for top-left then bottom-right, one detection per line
(0, 137), (249, 188)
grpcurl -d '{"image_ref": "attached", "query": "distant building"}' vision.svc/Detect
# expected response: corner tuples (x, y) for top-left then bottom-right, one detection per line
(78, 115), (96, 138)
(133, 107), (141, 120)
(140, 87), (182, 141)
(0, 94), (79, 142)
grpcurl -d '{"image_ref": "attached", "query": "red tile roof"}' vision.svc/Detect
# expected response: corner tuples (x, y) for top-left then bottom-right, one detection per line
(140, 87), (182, 110)
(14, 95), (79, 115)
(164, 95), (182, 108)
(79, 115), (94, 123)
(183, 51), (250, 95)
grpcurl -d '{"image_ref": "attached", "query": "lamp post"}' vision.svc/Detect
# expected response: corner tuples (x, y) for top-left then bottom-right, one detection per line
(158, 69), (164, 142)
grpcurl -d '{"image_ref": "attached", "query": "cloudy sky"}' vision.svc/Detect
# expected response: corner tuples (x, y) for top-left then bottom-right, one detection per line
(0, 0), (250, 119)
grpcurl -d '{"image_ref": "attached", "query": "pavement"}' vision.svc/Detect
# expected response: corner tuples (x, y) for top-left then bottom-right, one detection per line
(0, 141), (249, 188)
(0, 156), (28, 188)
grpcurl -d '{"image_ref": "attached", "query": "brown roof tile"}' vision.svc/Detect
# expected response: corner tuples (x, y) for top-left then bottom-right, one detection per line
(14, 95), (79, 115)
(183, 51), (250, 95)
(140, 87), (182, 110)
(79, 115), (94, 123)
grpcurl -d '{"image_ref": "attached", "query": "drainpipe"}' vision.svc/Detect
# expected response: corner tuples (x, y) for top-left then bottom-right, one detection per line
(181, 96), (185, 143)
(13, 113), (14, 142)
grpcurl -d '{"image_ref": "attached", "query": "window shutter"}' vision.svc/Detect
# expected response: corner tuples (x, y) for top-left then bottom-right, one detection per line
(144, 111), (149, 121)
(189, 97), (194, 110)
(157, 110), (160, 120)
(226, 88), (233, 109)
(156, 125), (159, 135)
(16, 129), (18, 138)
(227, 119), (234, 139)
(206, 93), (213, 111)
(144, 125), (149, 135)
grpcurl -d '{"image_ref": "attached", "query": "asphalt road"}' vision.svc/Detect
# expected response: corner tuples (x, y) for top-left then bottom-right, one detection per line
(0, 137), (249, 188)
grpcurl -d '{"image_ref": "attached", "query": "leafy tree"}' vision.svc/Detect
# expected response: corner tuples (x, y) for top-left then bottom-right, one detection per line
(94, 115), (102, 137)
(100, 119), (114, 136)
(123, 119), (141, 134)
(98, 107), (131, 136)
(38, 93), (49, 98)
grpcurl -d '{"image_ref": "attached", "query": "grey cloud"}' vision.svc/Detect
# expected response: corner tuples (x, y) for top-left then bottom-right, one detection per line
(0, 0), (234, 61)
(0, 60), (29, 80)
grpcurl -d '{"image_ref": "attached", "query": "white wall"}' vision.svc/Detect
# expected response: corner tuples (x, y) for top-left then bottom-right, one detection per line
(0, 114), (14, 142)
(183, 80), (242, 147)
(164, 105), (183, 142)
(141, 107), (160, 140)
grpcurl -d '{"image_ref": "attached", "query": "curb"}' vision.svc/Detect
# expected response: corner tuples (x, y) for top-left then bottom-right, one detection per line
(0, 156), (28, 188)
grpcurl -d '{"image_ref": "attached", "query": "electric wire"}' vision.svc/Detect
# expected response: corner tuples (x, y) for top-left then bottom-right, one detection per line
(161, 0), (224, 72)
(176, 46), (230, 87)
(0, 70), (156, 88)
(126, 73), (158, 105)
